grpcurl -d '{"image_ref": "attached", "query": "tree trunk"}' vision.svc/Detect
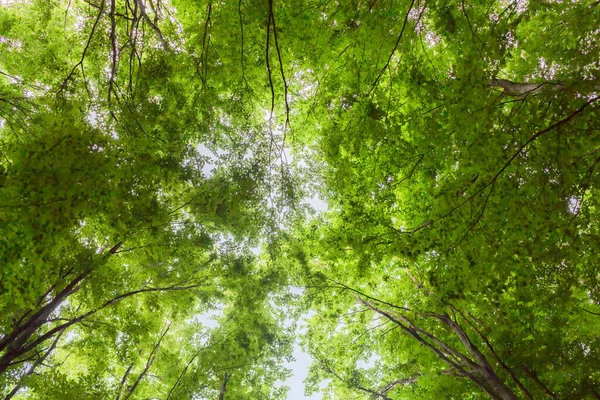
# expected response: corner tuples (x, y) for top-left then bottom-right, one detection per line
(218, 373), (230, 400)
(357, 297), (520, 400)
(0, 270), (89, 375)
(0, 279), (197, 376)
(4, 329), (65, 400)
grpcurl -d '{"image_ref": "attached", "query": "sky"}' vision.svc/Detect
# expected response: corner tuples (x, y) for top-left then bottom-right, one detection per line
(191, 175), (328, 398)
(197, 302), (323, 399)
(283, 188), (328, 398)
(281, 325), (321, 399)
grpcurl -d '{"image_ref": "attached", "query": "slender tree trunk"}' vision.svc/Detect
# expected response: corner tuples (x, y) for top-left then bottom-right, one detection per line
(0, 270), (89, 375)
(436, 315), (519, 400)
(0, 271), (88, 353)
(218, 373), (230, 400)
(0, 280), (197, 376)
(4, 329), (65, 400)
(123, 323), (170, 400)
(357, 297), (520, 400)
(0, 244), (124, 375)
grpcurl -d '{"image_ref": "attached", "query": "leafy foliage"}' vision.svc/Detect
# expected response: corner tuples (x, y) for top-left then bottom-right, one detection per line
(1, 0), (600, 399)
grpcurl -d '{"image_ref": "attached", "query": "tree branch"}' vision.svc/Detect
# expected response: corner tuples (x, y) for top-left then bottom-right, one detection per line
(522, 366), (558, 399)
(268, 0), (290, 132)
(489, 78), (564, 97)
(238, 0), (248, 87)
(124, 323), (171, 399)
(60, 0), (105, 94)
(200, 1), (212, 88)
(135, 0), (168, 50)
(4, 330), (65, 400)
(218, 372), (230, 400)
(409, 96), (599, 236)
(115, 362), (135, 400)
(357, 297), (511, 400)
(108, 0), (118, 104)
(0, 281), (200, 375)
(368, 0), (416, 95)
(314, 353), (392, 400)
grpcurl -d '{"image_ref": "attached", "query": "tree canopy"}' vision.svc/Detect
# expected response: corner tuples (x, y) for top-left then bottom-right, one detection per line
(1, 0), (599, 399)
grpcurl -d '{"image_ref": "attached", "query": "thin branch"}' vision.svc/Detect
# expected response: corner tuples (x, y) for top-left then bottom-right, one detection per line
(313, 353), (392, 400)
(326, 279), (410, 312)
(522, 366), (558, 399)
(200, 2), (213, 88)
(135, 0), (168, 50)
(64, 0), (73, 27)
(238, 0), (248, 87)
(108, 0), (118, 104)
(124, 323), (171, 399)
(166, 351), (199, 399)
(0, 71), (44, 90)
(391, 153), (425, 187)
(115, 362), (135, 400)
(218, 373), (231, 400)
(351, 319), (391, 344)
(4, 330), (65, 400)
(408, 96), (599, 235)
(268, 0), (290, 131)
(561, 155), (600, 242)
(368, 0), (416, 95)
(461, 0), (484, 60)
(0, 282), (200, 373)
(582, 308), (600, 316)
(265, 2), (275, 119)
(370, 377), (419, 400)
(166, 326), (236, 400)
(60, 0), (106, 94)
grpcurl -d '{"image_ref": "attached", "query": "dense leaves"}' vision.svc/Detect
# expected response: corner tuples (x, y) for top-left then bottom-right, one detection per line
(288, 0), (600, 399)
(1, 0), (600, 399)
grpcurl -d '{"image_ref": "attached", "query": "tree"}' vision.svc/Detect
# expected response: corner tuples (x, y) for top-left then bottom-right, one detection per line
(287, 0), (600, 398)
(2, 0), (600, 398)
(1, 0), (295, 397)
